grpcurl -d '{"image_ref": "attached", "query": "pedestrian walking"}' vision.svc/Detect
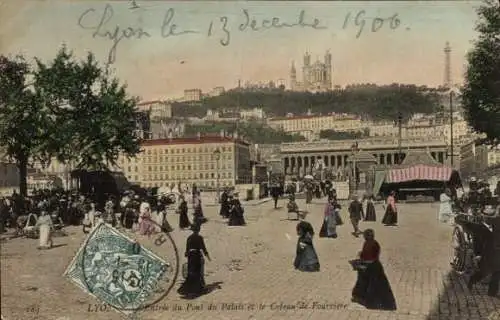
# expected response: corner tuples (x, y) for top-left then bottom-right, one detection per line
(349, 195), (364, 237)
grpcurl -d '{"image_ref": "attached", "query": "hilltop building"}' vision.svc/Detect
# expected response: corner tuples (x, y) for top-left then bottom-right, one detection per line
(290, 51), (332, 92)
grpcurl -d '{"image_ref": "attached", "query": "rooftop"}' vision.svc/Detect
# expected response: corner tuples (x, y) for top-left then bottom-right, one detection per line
(141, 135), (250, 147)
(137, 100), (168, 106)
(269, 114), (359, 121)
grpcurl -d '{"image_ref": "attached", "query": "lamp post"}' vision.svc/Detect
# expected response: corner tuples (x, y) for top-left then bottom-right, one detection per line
(351, 141), (359, 193)
(449, 91), (454, 167)
(267, 166), (273, 197)
(213, 148), (221, 203)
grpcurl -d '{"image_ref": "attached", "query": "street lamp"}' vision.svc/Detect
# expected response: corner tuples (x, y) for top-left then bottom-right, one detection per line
(213, 148), (221, 203)
(351, 141), (359, 192)
(267, 165), (273, 197)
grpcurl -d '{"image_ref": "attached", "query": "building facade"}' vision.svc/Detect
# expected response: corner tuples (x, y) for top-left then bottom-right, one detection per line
(368, 119), (471, 145)
(183, 89), (202, 102)
(0, 162), (19, 195)
(460, 141), (500, 178)
(290, 51), (332, 92)
(281, 137), (449, 177)
(268, 113), (363, 136)
(114, 136), (252, 188)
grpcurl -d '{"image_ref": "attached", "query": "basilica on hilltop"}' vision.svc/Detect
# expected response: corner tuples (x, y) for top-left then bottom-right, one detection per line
(290, 51), (332, 92)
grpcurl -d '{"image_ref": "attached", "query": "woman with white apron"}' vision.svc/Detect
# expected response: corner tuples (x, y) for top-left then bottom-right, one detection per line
(36, 209), (53, 249)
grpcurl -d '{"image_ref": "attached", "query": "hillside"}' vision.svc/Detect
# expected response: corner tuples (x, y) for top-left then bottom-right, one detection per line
(184, 122), (306, 144)
(172, 84), (444, 120)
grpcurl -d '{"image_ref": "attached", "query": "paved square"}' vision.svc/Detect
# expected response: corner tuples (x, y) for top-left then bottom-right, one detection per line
(1, 200), (499, 320)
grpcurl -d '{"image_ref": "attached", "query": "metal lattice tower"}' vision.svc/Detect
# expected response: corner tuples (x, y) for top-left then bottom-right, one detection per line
(444, 42), (452, 88)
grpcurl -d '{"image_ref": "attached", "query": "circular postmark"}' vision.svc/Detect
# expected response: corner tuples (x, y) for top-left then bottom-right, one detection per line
(80, 218), (180, 315)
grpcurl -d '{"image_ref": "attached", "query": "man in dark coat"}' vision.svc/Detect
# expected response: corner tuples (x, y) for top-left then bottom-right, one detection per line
(348, 195), (364, 237)
(270, 184), (280, 209)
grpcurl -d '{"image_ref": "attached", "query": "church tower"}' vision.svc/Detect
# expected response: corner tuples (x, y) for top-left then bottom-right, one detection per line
(290, 61), (297, 90)
(324, 50), (332, 90)
(303, 52), (311, 87)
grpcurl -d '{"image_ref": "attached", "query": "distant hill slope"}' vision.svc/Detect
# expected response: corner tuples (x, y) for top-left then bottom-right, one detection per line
(172, 84), (444, 120)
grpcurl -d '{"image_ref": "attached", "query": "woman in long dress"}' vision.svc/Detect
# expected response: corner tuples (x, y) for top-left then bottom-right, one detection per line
(438, 188), (453, 223)
(294, 218), (320, 272)
(192, 192), (207, 225)
(36, 209), (53, 249)
(382, 191), (398, 226)
(178, 223), (211, 296)
(228, 193), (246, 226)
(178, 195), (191, 229)
(364, 196), (377, 221)
(138, 202), (155, 236)
(319, 197), (338, 238)
(351, 229), (397, 310)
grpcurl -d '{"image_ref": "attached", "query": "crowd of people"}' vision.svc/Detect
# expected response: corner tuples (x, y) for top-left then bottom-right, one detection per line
(439, 178), (500, 297)
(286, 183), (398, 311)
(3, 176), (498, 309)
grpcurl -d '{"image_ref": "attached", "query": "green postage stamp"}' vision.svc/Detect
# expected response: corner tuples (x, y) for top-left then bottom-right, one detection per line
(64, 223), (170, 315)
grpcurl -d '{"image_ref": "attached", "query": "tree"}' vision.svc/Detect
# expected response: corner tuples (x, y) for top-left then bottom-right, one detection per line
(0, 47), (141, 196)
(0, 56), (57, 196)
(462, 0), (500, 144)
(34, 48), (141, 170)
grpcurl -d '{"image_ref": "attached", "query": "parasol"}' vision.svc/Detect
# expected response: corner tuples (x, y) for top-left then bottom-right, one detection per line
(304, 175), (314, 180)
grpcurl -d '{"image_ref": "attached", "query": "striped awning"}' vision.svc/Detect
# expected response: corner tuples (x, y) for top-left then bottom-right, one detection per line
(386, 165), (453, 183)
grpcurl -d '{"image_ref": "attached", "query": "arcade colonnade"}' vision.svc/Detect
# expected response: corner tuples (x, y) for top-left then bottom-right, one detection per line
(283, 150), (447, 176)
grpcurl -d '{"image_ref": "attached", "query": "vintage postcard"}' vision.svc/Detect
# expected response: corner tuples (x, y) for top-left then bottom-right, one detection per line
(1, 1), (499, 320)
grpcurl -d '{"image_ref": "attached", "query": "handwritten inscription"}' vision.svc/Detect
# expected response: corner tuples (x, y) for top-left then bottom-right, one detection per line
(78, 4), (150, 64)
(343, 10), (400, 38)
(77, 4), (404, 64)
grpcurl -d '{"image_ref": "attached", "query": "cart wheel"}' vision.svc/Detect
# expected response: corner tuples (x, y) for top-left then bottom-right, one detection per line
(451, 226), (467, 273)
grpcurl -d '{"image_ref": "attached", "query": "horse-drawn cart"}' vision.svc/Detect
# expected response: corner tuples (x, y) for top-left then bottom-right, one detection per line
(451, 208), (496, 275)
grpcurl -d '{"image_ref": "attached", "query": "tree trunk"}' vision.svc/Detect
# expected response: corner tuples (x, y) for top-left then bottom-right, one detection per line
(18, 155), (28, 198)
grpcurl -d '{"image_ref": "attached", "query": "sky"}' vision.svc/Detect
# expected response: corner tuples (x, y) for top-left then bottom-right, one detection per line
(0, 1), (481, 100)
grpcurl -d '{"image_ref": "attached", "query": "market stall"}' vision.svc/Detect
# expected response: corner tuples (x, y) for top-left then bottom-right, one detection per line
(373, 150), (462, 200)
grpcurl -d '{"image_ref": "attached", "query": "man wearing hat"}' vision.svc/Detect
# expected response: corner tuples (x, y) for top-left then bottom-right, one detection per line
(348, 194), (364, 237)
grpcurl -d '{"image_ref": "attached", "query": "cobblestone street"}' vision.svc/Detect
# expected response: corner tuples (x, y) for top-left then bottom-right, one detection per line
(1, 200), (499, 320)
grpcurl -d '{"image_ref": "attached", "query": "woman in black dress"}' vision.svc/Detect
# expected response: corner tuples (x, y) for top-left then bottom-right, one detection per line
(228, 193), (246, 226)
(351, 229), (396, 310)
(178, 224), (211, 296)
(364, 196), (377, 221)
(177, 195), (191, 230)
(294, 218), (320, 272)
(382, 191), (398, 226)
(219, 190), (230, 218)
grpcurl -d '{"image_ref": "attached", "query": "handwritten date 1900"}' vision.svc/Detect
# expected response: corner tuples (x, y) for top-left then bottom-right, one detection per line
(343, 10), (400, 38)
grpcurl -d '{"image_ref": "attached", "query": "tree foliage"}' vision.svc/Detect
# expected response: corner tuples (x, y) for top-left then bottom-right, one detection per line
(172, 84), (441, 121)
(0, 47), (141, 196)
(462, 0), (500, 144)
(0, 55), (54, 196)
(185, 121), (305, 144)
